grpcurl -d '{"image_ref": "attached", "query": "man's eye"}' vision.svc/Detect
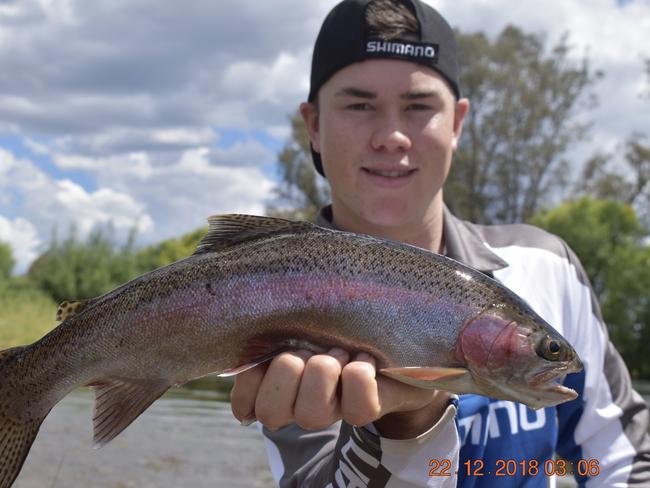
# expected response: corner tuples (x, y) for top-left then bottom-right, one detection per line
(406, 104), (432, 111)
(347, 103), (373, 111)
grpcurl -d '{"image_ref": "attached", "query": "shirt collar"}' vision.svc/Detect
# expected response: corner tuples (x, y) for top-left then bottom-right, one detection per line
(316, 205), (508, 273)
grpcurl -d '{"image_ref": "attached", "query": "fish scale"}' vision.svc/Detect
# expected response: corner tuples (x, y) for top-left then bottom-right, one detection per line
(0, 214), (582, 488)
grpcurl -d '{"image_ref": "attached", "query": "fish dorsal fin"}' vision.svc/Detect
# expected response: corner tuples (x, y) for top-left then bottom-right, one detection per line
(193, 214), (322, 255)
(56, 299), (93, 322)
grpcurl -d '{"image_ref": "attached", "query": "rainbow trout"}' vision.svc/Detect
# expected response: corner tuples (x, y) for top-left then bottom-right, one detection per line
(0, 214), (582, 487)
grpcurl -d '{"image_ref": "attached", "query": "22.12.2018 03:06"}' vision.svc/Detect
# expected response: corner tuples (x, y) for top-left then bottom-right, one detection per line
(428, 458), (601, 477)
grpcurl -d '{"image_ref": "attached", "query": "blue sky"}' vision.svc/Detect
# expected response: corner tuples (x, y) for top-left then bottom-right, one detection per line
(0, 0), (649, 273)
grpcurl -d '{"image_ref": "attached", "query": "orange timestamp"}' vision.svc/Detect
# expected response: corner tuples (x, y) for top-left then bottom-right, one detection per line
(428, 458), (601, 477)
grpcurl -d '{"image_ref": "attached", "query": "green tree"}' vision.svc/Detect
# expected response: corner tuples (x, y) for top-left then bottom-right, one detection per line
(0, 242), (14, 280)
(266, 113), (330, 221)
(531, 197), (650, 377)
(28, 226), (140, 303)
(136, 227), (206, 271)
(446, 26), (601, 224)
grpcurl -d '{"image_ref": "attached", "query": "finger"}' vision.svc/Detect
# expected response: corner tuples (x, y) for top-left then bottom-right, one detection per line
(230, 363), (267, 425)
(255, 350), (313, 430)
(294, 348), (350, 429)
(340, 352), (382, 426)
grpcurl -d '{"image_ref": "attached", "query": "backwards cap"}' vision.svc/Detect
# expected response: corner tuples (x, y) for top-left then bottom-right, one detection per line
(308, 0), (460, 176)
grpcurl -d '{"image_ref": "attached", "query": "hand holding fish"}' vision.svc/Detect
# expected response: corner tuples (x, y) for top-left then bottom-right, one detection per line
(231, 349), (451, 438)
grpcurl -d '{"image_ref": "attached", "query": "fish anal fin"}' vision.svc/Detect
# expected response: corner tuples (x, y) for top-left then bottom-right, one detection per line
(380, 366), (477, 392)
(56, 299), (93, 322)
(88, 377), (170, 448)
(193, 214), (323, 255)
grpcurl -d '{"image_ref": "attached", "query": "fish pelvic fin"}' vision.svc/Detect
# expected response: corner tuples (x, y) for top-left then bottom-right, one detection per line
(55, 299), (94, 322)
(88, 377), (170, 448)
(0, 346), (48, 488)
(193, 214), (325, 255)
(380, 366), (478, 393)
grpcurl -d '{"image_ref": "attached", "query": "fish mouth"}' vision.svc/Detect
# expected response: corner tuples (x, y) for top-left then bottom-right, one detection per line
(529, 361), (582, 399)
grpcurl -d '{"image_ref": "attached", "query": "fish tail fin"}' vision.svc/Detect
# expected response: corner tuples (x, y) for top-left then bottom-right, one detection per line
(0, 346), (48, 488)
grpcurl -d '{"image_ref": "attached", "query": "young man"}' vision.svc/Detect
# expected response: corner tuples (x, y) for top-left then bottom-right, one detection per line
(231, 0), (650, 486)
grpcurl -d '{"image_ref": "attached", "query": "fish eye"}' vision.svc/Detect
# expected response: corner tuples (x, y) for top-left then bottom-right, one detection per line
(536, 337), (564, 361)
(548, 340), (561, 354)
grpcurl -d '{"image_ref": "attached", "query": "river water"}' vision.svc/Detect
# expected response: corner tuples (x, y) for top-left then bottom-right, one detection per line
(14, 378), (275, 488)
(13, 379), (650, 488)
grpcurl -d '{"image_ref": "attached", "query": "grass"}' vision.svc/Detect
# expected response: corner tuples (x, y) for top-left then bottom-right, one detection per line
(0, 278), (58, 349)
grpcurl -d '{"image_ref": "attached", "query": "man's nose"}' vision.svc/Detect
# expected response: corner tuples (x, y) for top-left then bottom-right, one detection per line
(370, 114), (412, 152)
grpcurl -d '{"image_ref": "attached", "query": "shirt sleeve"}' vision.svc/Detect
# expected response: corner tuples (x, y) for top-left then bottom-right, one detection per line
(555, 242), (650, 487)
(260, 402), (460, 487)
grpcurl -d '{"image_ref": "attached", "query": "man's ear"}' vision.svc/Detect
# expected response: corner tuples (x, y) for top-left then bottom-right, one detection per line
(452, 98), (470, 151)
(299, 101), (320, 153)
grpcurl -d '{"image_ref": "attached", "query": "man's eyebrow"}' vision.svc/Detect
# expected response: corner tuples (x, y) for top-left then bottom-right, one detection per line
(400, 90), (442, 100)
(334, 87), (377, 99)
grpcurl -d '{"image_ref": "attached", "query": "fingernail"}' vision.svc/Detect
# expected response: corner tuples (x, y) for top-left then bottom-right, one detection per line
(240, 413), (257, 426)
(355, 352), (371, 361)
(328, 347), (347, 357)
(295, 349), (315, 359)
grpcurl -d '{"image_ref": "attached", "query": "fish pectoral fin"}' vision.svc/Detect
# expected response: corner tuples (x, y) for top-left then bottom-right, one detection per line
(380, 366), (476, 392)
(87, 377), (170, 448)
(56, 299), (94, 322)
(217, 353), (278, 377)
(218, 337), (331, 377)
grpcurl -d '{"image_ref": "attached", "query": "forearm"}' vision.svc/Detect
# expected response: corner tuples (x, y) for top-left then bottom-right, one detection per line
(374, 390), (452, 439)
(261, 399), (460, 487)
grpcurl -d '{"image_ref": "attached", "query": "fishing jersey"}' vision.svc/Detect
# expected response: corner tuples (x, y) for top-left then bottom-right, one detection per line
(259, 206), (650, 487)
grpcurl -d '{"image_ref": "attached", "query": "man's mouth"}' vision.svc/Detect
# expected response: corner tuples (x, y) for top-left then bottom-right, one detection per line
(363, 168), (417, 178)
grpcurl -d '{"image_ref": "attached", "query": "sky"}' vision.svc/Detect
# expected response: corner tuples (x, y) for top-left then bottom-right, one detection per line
(0, 0), (649, 274)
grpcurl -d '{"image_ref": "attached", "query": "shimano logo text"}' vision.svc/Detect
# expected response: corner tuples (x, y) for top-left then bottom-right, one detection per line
(366, 40), (436, 59)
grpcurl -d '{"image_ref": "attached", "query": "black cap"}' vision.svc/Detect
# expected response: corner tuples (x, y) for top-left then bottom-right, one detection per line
(308, 0), (460, 176)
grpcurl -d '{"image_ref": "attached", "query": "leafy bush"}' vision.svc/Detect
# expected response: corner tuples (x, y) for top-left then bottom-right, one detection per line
(0, 277), (58, 348)
(28, 226), (140, 303)
(531, 197), (650, 377)
(0, 242), (14, 280)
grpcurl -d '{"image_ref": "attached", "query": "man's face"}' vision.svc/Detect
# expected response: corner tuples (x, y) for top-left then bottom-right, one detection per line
(301, 59), (469, 233)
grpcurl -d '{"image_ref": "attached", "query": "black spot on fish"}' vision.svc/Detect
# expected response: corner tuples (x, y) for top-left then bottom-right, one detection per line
(206, 282), (217, 296)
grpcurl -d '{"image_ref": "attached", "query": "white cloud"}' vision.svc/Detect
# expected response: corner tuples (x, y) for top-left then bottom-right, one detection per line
(0, 146), (275, 272)
(1, 0), (650, 272)
(209, 139), (276, 167)
(0, 147), (154, 256)
(221, 52), (310, 104)
(0, 215), (40, 275)
(104, 148), (275, 243)
(51, 126), (217, 160)
(52, 179), (154, 236)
